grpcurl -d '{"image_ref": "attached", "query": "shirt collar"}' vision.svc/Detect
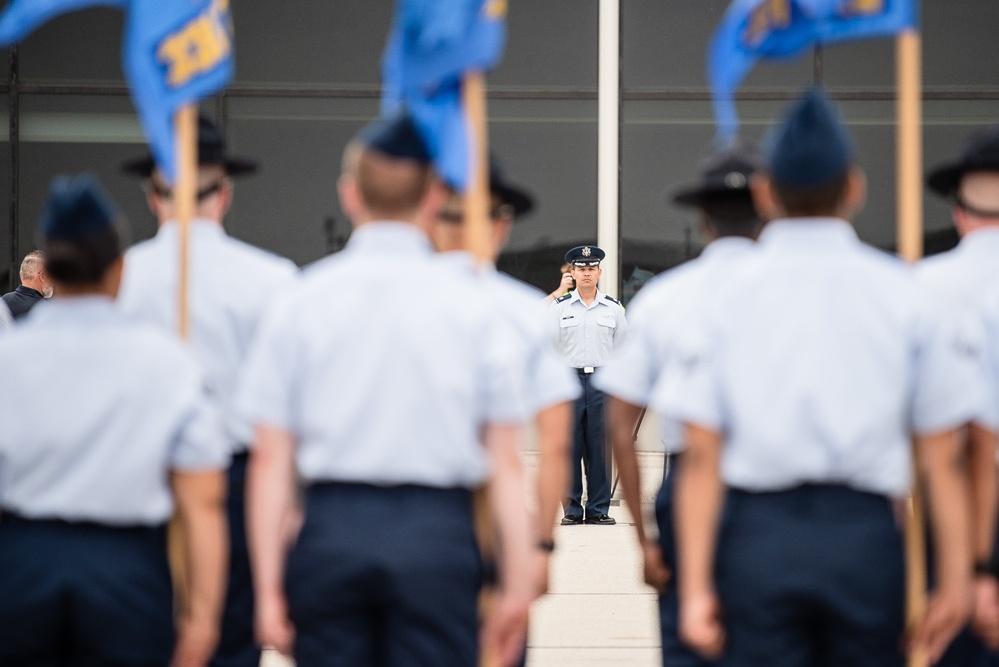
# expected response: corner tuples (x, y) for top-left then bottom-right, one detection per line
(758, 217), (858, 249)
(699, 236), (755, 261)
(346, 221), (433, 256)
(14, 285), (42, 298)
(569, 288), (607, 307)
(26, 295), (118, 325)
(159, 218), (226, 238)
(956, 226), (999, 254)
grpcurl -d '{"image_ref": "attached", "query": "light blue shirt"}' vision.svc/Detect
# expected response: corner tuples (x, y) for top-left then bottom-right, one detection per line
(550, 288), (628, 368)
(595, 237), (755, 452)
(653, 219), (983, 497)
(0, 300), (10, 333)
(118, 219), (298, 453)
(441, 252), (580, 415)
(0, 297), (228, 524)
(238, 223), (528, 489)
(916, 228), (999, 428)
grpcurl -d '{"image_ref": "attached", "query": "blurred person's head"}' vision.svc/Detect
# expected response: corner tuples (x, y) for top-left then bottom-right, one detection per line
(671, 141), (764, 242)
(752, 86), (866, 223)
(432, 153), (534, 261)
(121, 116), (256, 226)
(926, 125), (999, 239)
(39, 174), (124, 299)
(18, 250), (53, 298)
(338, 113), (443, 234)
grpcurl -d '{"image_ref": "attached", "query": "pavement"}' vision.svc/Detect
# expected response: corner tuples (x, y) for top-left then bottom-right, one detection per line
(261, 443), (668, 667)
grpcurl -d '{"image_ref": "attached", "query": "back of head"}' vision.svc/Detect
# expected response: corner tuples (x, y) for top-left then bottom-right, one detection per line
(673, 141), (763, 236)
(19, 249), (45, 283)
(40, 174), (122, 286)
(764, 86), (856, 217)
(347, 113), (433, 221)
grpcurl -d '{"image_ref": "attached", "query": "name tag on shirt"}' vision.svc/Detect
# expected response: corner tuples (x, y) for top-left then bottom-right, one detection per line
(560, 316), (578, 328)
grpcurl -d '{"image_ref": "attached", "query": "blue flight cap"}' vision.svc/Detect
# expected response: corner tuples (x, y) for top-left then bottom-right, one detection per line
(355, 111), (431, 163)
(765, 86), (855, 188)
(39, 173), (117, 241)
(565, 245), (605, 267)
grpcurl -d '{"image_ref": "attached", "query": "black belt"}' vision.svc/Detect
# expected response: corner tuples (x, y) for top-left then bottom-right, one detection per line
(576, 366), (597, 375)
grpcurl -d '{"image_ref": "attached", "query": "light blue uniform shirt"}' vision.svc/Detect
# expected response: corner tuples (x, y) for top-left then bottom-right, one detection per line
(653, 219), (983, 497)
(0, 297), (228, 524)
(238, 223), (528, 489)
(441, 252), (580, 415)
(0, 300), (10, 333)
(916, 228), (999, 429)
(118, 219), (298, 454)
(595, 237), (755, 452)
(550, 288), (628, 369)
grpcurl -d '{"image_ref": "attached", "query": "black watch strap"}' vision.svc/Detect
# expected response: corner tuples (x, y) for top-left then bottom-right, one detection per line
(536, 539), (556, 553)
(974, 558), (998, 577)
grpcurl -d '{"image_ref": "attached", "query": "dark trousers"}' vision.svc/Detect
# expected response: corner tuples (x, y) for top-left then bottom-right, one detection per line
(655, 454), (717, 667)
(0, 513), (174, 666)
(565, 372), (610, 518)
(210, 452), (259, 667)
(287, 482), (482, 667)
(716, 485), (905, 667)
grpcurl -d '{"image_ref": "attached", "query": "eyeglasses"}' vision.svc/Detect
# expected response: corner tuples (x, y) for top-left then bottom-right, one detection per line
(438, 203), (515, 224)
(147, 180), (227, 203)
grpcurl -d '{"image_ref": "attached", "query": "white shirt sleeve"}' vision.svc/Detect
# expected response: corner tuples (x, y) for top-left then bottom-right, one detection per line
(236, 294), (302, 433)
(170, 355), (230, 471)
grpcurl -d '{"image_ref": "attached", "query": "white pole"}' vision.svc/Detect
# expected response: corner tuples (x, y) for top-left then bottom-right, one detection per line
(597, 0), (620, 298)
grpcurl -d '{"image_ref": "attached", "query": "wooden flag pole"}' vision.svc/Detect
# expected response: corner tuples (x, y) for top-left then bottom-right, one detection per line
(168, 103), (199, 616)
(896, 29), (927, 667)
(462, 70), (502, 667)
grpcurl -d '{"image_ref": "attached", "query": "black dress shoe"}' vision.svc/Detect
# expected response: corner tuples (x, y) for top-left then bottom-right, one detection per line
(560, 514), (583, 526)
(584, 513), (616, 525)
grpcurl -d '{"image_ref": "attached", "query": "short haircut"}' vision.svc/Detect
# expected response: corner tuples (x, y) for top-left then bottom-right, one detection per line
(45, 227), (121, 285)
(772, 174), (848, 217)
(700, 194), (761, 238)
(353, 147), (432, 218)
(19, 250), (44, 282)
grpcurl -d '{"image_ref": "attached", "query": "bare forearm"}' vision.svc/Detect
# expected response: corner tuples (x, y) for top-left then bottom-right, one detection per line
(919, 430), (973, 592)
(676, 424), (724, 601)
(607, 397), (649, 546)
(968, 424), (998, 561)
(247, 427), (297, 602)
(535, 402), (572, 543)
(173, 471), (228, 628)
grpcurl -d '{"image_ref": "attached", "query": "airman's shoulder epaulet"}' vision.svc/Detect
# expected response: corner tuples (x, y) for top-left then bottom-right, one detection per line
(604, 295), (622, 306)
(555, 293), (572, 304)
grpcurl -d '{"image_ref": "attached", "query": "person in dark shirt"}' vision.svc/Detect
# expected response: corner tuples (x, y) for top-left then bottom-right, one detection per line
(2, 250), (53, 319)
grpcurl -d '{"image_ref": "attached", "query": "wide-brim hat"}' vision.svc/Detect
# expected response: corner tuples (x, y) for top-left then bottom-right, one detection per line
(489, 154), (534, 218)
(121, 116), (257, 178)
(926, 126), (999, 197)
(672, 142), (761, 209)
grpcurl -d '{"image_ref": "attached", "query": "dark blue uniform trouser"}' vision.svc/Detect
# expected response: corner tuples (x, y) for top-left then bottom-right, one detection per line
(0, 513), (174, 666)
(564, 371), (611, 519)
(287, 482), (482, 667)
(716, 485), (906, 667)
(655, 454), (717, 667)
(210, 451), (259, 667)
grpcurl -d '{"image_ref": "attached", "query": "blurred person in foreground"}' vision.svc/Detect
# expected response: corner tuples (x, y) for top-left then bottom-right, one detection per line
(0, 174), (229, 667)
(661, 87), (980, 666)
(597, 141), (763, 667)
(118, 115), (298, 667)
(239, 113), (534, 667)
(917, 125), (999, 665)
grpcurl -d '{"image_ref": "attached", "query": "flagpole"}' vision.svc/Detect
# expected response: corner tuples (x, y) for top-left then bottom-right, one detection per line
(169, 102), (199, 615)
(896, 28), (927, 667)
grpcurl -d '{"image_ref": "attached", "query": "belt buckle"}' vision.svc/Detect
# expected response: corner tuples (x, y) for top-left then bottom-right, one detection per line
(583, 366), (595, 374)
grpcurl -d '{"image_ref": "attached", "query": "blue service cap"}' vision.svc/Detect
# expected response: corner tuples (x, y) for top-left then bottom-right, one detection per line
(565, 245), (605, 266)
(355, 111), (431, 163)
(39, 173), (117, 241)
(765, 86), (855, 188)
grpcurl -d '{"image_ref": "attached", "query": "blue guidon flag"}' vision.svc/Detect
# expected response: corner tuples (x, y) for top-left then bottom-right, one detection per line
(0, 0), (234, 184)
(709, 0), (917, 141)
(381, 0), (507, 191)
